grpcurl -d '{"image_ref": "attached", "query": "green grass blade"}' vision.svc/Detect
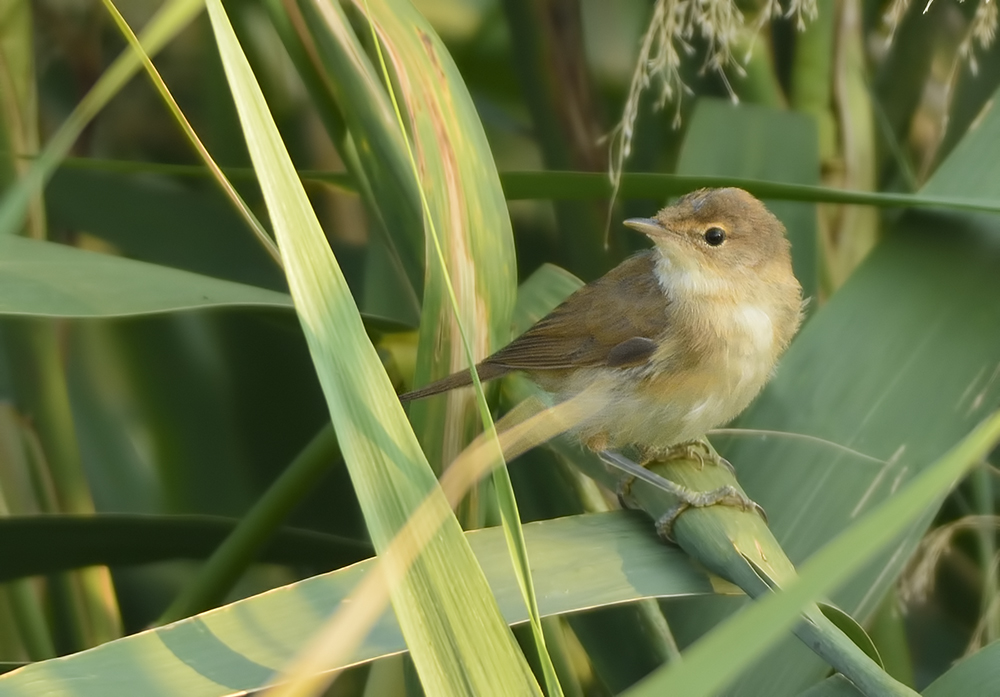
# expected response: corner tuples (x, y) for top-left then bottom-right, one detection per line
(0, 0), (204, 237)
(286, 0), (424, 300)
(497, 170), (1000, 212)
(100, 0), (280, 266)
(47, 155), (1000, 215)
(355, 1), (558, 691)
(202, 1), (538, 693)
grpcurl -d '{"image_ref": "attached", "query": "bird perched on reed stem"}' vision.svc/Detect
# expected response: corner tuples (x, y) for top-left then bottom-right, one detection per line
(401, 187), (804, 470)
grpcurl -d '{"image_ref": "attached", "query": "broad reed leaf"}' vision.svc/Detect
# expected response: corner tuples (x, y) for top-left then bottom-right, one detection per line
(46, 168), (285, 290)
(0, 512), (716, 696)
(358, 0), (518, 472)
(348, 3), (557, 692)
(201, 1), (537, 693)
(285, 0), (424, 303)
(655, 89), (1000, 694)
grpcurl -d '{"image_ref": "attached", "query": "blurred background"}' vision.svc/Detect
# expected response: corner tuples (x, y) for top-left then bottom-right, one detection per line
(4, 0), (1000, 693)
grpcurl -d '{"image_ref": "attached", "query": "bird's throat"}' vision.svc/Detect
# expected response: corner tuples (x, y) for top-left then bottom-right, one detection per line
(652, 246), (735, 299)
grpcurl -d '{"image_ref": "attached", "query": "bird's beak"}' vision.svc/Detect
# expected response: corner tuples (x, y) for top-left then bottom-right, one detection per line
(623, 217), (667, 238)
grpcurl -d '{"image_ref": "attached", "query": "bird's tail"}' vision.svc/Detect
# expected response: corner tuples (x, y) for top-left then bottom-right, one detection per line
(398, 362), (509, 402)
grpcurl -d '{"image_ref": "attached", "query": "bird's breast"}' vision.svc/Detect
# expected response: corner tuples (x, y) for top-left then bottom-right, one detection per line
(579, 296), (781, 450)
(533, 270), (794, 452)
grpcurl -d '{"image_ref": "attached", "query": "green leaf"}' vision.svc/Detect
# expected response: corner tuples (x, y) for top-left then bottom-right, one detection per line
(923, 640), (1000, 697)
(368, 0), (519, 471)
(0, 512), (716, 696)
(0, 0), (204, 237)
(202, 0), (538, 692)
(42, 156), (1000, 215)
(625, 412), (1000, 697)
(817, 603), (882, 668)
(285, 0), (425, 302)
(921, 87), (1000, 199)
(654, 90), (1000, 693)
(0, 235), (294, 318)
(496, 170), (1000, 214)
(351, 1), (556, 690)
(46, 167), (284, 290)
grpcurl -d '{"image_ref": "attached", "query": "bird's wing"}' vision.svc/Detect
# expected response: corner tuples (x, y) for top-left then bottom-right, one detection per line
(486, 251), (668, 371)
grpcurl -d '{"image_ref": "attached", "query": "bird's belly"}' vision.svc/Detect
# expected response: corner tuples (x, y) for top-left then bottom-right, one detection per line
(554, 344), (773, 452)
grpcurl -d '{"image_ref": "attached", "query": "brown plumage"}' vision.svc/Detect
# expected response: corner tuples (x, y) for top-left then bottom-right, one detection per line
(398, 251), (666, 402)
(399, 187), (804, 455)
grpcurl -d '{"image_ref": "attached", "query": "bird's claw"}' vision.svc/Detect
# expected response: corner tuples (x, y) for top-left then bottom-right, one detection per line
(599, 449), (766, 543)
(616, 477), (637, 510)
(641, 440), (733, 473)
(654, 485), (765, 542)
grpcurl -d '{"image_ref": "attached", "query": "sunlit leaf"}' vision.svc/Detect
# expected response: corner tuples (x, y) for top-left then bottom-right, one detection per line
(0, 512), (716, 696)
(202, 1), (537, 692)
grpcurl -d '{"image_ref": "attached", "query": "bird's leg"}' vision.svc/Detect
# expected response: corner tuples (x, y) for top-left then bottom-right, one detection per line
(599, 449), (765, 543)
(615, 469), (638, 510)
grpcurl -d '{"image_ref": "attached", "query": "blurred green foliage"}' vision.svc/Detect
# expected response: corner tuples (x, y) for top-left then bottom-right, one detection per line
(1, 0), (1000, 695)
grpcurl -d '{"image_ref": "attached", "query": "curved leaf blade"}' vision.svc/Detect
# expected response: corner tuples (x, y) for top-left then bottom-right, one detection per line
(0, 236), (293, 317)
(0, 512), (715, 696)
(362, 0), (518, 468)
(201, 1), (537, 693)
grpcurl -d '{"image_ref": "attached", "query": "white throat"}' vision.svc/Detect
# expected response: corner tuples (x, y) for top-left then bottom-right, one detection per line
(652, 247), (733, 297)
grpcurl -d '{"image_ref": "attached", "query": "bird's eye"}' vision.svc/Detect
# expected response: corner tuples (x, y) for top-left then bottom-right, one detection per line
(704, 227), (726, 246)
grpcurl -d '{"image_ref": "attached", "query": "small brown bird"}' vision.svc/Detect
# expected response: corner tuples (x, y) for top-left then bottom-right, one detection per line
(400, 188), (804, 460)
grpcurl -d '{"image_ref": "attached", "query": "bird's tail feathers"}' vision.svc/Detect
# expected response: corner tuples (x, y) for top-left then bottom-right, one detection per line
(398, 363), (508, 402)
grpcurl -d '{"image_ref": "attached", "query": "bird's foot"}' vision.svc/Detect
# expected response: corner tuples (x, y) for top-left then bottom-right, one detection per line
(653, 486), (765, 542)
(639, 440), (735, 475)
(599, 450), (765, 543)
